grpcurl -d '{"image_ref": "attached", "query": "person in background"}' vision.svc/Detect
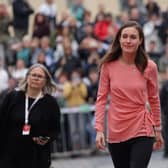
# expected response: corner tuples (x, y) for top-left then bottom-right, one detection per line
(70, 0), (85, 24)
(95, 3), (106, 22)
(38, 0), (57, 34)
(32, 12), (50, 39)
(30, 37), (41, 65)
(63, 68), (88, 150)
(63, 68), (87, 107)
(39, 36), (55, 69)
(0, 57), (9, 93)
(129, 6), (146, 26)
(12, 0), (34, 40)
(158, 43), (168, 73)
(160, 68), (168, 158)
(0, 3), (13, 64)
(16, 35), (32, 67)
(53, 70), (71, 151)
(147, 40), (162, 67)
(85, 67), (99, 146)
(145, 0), (160, 16)
(35, 51), (53, 76)
(116, 11), (129, 27)
(143, 13), (163, 53)
(94, 12), (118, 43)
(54, 41), (81, 77)
(0, 63), (60, 168)
(86, 67), (99, 104)
(0, 77), (18, 108)
(11, 58), (28, 81)
(95, 21), (163, 168)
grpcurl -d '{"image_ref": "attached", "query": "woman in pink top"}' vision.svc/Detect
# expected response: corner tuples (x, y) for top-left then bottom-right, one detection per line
(95, 21), (163, 168)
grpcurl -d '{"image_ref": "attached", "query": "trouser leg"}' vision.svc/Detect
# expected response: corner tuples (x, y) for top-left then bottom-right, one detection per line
(108, 136), (154, 168)
(129, 137), (154, 168)
(108, 141), (130, 168)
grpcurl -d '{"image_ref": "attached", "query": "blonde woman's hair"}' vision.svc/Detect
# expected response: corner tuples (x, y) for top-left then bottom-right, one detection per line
(18, 63), (57, 94)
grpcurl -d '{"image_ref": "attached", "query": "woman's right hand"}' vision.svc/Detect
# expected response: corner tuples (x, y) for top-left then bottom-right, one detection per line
(153, 130), (164, 150)
(96, 131), (106, 150)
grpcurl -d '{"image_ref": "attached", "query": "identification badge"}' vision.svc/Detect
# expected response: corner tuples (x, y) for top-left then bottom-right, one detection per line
(22, 124), (31, 135)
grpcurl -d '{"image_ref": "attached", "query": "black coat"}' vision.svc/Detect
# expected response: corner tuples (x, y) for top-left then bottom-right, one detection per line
(12, 0), (34, 29)
(160, 80), (168, 116)
(160, 80), (168, 154)
(0, 90), (60, 168)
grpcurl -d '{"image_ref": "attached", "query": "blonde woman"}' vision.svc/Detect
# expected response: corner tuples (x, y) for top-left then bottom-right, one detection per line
(0, 63), (60, 168)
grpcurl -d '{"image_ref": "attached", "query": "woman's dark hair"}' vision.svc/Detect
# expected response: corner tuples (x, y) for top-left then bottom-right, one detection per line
(99, 20), (148, 73)
(34, 12), (49, 25)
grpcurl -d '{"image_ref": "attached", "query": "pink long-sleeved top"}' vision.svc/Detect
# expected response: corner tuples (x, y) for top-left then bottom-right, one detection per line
(95, 59), (161, 143)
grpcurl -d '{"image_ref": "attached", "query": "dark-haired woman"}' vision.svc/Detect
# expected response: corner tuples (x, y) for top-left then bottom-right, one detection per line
(32, 13), (50, 39)
(94, 21), (163, 168)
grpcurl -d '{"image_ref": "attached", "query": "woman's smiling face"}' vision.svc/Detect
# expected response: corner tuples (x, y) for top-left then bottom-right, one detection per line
(119, 27), (142, 55)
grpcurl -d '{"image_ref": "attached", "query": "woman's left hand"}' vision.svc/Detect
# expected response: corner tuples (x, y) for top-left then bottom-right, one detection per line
(153, 131), (164, 150)
(32, 137), (50, 146)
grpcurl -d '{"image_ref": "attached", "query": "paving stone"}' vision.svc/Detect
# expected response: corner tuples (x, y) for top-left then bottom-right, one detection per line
(51, 150), (168, 168)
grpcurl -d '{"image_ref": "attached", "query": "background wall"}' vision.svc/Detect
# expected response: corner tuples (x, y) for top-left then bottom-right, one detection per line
(2, 0), (168, 19)
(1, 0), (168, 35)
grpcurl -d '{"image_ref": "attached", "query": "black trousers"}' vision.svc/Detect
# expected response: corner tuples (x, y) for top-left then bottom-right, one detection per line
(108, 136), (154, 168)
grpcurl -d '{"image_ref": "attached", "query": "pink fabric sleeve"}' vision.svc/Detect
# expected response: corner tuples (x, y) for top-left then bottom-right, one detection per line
(146, 61), (161, 128)
(95, 64), (110, 132)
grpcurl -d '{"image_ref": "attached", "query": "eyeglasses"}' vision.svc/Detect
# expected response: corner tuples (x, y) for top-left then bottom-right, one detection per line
(28, 73), (46, 80)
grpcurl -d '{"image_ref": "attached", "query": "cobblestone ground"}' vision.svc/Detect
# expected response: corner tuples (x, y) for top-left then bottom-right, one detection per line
(51, 150), (168, 168)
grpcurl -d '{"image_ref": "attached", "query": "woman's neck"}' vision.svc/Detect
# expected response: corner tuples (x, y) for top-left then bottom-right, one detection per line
(26, 88), (42, 98)
(120, 53), (136, 65)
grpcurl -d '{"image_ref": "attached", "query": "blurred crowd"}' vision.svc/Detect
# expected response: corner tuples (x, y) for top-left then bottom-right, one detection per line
(0, 0), (168, 104)
(0, 0), (168, 152)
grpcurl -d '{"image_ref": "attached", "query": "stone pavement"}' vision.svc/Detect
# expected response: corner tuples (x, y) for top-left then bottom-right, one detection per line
(51, 150), (168, 168)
